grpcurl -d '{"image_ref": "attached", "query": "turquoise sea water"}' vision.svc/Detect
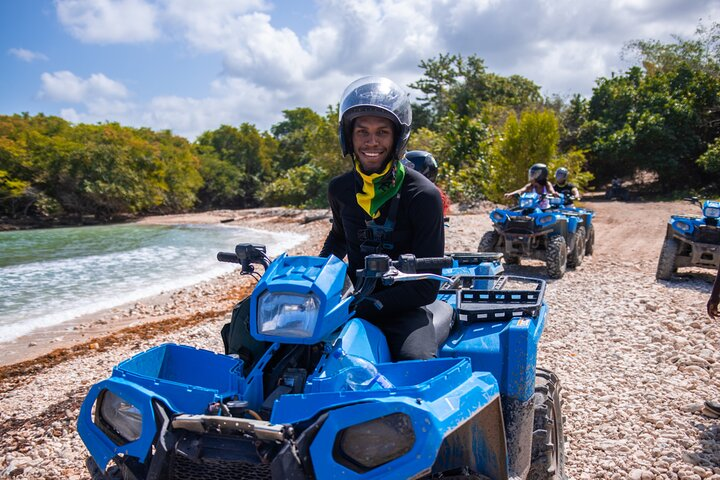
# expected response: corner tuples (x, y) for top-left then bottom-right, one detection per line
(0, 223), (305, 343)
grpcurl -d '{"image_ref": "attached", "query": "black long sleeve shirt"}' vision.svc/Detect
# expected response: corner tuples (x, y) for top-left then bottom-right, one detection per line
(319, 167), (445, 320)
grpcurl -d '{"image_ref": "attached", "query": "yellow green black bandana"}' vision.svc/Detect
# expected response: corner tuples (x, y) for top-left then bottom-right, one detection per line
(355, 160), (406, 218)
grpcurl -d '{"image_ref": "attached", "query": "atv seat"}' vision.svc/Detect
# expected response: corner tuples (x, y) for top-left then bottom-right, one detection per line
(425, 300), (454, 345)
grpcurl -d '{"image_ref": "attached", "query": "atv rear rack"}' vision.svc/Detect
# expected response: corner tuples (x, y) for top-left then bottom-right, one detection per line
(440, 275), (545, 322)
(447, 251), (503, 265)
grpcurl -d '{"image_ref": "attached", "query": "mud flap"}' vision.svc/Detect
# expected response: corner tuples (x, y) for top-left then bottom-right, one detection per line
(502, 395), (536, 478)
(431, 396), (508, 479)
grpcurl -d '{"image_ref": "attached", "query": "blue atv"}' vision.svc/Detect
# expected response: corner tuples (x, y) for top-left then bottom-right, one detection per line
(77, 244), (565, 480)
(547, 194), (596, 256)
(656, 197), (720, 280)
(478, 192), (587, 279)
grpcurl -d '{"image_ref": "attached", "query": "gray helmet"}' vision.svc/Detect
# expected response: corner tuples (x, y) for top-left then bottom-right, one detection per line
(528, 163), (549, 183)
(338, 76), (412, 160)
(555, 167), (569, 184)
(403, 150), (438, 183)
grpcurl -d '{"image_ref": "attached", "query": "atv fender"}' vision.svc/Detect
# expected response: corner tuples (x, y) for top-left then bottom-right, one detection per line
(77, 378), (162, 472)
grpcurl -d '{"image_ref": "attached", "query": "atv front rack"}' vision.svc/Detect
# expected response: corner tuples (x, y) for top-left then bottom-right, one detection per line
(440, 275), (545, 322)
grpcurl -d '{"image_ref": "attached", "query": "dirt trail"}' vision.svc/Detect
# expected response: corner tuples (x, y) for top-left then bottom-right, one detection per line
(586, 195), (700, 265)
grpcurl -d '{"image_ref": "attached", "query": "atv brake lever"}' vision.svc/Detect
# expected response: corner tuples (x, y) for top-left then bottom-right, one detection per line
(381, 269), (452, 286)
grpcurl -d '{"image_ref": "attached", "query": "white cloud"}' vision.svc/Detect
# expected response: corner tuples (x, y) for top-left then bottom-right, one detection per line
(45, 0), (720, 136)
(39, 72), (135, 126)
(56, 0), (159, 43)
(40, 71), (129, 103)
(8, 48), (48, 62)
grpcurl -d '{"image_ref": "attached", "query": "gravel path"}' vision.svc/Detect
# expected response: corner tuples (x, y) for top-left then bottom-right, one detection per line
(2, 199), (720, 479)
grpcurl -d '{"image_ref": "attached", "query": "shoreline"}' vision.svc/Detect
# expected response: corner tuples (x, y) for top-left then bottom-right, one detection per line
(0, 207), (331, 369)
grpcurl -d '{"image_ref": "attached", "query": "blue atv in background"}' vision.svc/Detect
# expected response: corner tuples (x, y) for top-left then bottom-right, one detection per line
(77, 243), (565, 480)
(656, 197), (720, 280)
(478, 192), (588, 279)
(547, 194), (596, 256)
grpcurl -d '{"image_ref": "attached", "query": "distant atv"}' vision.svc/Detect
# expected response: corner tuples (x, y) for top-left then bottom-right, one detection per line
(478, 192), (589, 279)
(656, 197), (720, 280)
(548, 194), (596, 256)
(605, 179), (630, 201)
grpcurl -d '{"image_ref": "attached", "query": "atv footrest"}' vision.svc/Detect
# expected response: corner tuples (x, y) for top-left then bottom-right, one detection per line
(440, 276), (545, 322)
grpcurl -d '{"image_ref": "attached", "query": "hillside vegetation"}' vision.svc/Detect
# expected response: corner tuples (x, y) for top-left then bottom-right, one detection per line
(1, 22), (719, 223)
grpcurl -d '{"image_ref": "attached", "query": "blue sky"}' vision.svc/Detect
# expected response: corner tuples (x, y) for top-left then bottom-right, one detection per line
(1, 0), (718, 139)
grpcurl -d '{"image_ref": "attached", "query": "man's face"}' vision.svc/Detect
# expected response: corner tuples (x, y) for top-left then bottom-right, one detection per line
(352, 115), (394, 173)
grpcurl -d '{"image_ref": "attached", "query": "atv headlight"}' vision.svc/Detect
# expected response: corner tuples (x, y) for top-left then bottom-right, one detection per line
(519, 197), (534, 208)
(490, 211), (507, 223)
(537, 214), (556, 226)
(258, 291), (320, 338)
(675, 221), (692, 233)
(96, 390), (142, 444)
(704, 206), (720, 219)
(334, 413), (415, 472)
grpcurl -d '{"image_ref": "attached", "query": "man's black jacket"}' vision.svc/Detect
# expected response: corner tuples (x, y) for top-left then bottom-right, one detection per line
(320, 167), (445, 320)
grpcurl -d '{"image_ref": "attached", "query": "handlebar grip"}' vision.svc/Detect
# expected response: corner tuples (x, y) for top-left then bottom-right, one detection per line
(217, 251), (240, 264)
(415, 256), (453, 269)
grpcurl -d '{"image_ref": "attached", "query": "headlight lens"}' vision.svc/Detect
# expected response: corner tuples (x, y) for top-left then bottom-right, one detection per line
(704, 207), (720, 218)
(258, 292), (320, 338)
(675, 221), (692, 232)
(97, 390), (142, 443)
(537, 214), (555, 226)
(334, 413), (415, 472)
(519, 198), (534, 208)
(490, 211), (506, 223)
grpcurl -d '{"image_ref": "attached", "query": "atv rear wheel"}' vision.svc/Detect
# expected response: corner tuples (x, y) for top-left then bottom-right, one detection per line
(656, 238), (679, 280)
(505, 255), (521, 265)
(585, 225), (595, 255)
(478, 231), (499, 253)
(527, 368), (566, 480)
(567, 227), (586, 268)
(545, 236), (567, 279)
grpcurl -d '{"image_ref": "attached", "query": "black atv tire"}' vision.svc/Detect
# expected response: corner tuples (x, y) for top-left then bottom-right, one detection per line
(478, 230), (499, 253)
(567, 227), (586, 269)
(424, 467), (491, 479)
(527, 368), (566, 480)
(585, 225), (595, 255)
(656, 238), (679, 280)
(86, 457), (124, 480)
(545, 236), (567, 279)
(505, 255), (521, 265)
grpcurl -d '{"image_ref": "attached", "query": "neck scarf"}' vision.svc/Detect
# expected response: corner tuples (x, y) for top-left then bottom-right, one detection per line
(354, 160), (405, 218)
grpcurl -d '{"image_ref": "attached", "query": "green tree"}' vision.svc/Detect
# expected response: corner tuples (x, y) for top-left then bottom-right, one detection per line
(196, 124), (276, 207)
(411, 53), (543, 126)
(486, 110), (561, 202)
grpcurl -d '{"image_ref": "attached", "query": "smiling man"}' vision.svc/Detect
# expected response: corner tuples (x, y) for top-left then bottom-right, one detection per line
(319, 76), (447, 361)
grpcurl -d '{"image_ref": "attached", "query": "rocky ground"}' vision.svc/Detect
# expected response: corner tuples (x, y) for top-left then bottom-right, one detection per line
(2, 197), (720, 479)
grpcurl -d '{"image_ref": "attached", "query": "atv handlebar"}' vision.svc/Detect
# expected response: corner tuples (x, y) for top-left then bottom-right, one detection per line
(217, 251), (240, 263)
(217, 243), (271, 274)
